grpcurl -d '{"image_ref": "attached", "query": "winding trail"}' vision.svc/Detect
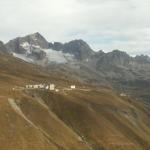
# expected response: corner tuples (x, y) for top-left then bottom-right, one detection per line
(8, 98), (38, 129)
(7, 98), (59, 148)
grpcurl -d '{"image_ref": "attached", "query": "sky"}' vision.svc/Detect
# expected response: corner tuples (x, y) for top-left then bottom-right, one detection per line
(0, 0), (150, 55)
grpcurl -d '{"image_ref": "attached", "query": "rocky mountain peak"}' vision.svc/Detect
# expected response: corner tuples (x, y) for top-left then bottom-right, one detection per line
(111, 49), (130, 57)
(5, 33), (49, 61)
(63, 39), (95, 60)
(28, 32), (46, 41)
(5, 32), (49, 53)
(22, 32), (49, 49)
(96, 50), (131, 71)
(106, 50), (131, 64)
(49, 39), (95, 60)
(135, 55), (150, 64)
(32, 32), (41, 36)
(64, 39), (92, 50)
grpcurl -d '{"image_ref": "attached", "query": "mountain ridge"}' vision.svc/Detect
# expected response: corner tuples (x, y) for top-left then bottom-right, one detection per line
(4, 32), (150, 59)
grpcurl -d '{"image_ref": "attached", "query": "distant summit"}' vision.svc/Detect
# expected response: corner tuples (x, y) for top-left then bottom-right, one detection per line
(135, 55), (150, 64)
(5, 33), (49, 62)
(50, 39), (94, 60)
(5, 32), (49, 53)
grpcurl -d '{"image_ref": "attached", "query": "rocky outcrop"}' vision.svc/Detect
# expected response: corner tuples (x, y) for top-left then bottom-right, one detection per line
(5, 33), (48, 60)
(0, 41), (8, 53)
(49, 42), (64, 51)
(135, 55), (150, 64)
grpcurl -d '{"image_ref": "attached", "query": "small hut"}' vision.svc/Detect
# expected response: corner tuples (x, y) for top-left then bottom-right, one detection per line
(70, 85), (76, 89)
(50, 84), (55, 90)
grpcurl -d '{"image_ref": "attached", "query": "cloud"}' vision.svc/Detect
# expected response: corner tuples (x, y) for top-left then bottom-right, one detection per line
(0, 0), (150, 55)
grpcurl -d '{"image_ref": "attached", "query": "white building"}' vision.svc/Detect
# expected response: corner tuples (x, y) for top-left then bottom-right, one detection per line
(26, 85), (29, 89)
(70, 85), (76, 89)
(120, 93), (127, 97)
(50, 84), (55, 90)
(45, 85), (49, 90)
(33, 85), (39, 89)
(29, 85), (33, 88)
(55, 89), (59, 92)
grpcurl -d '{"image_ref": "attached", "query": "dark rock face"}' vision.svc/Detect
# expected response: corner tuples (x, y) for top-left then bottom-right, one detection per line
(63, 40), (94, 60)
(5, 33), (48, 60)
(24, 32), (49, 49)
(49, 42), (64, 51)
(135, 55), (150, 64)
(94, 50), (150, 81)
(96, 50), (131, 67)
(6, 32), (49, 53)
(6, 37), (27, 54)
(0, 41), (8, 53)
(49, 40), (94, 60)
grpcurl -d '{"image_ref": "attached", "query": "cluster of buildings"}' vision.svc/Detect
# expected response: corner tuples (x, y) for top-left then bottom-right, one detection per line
(26, 84), (55, 90)
(25, 83), (76, 92)
(120, 93), (127, 97)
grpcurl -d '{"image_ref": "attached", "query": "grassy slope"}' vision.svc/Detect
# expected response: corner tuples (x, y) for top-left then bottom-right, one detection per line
(33, 89), (150, 150)
(0, 53), (149, 150)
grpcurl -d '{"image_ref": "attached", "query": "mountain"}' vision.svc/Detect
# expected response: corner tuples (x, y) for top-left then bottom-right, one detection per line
(96, 50), (131, 67)
(95, 50), (136, 79)
(5, 33), (94, 64)
(6, 32), (49, 51)
(5, 33), (49, 63)
(135, 55), (150, 64)
(0, 52), (150, 150)
(5, 33), (78, 64)
(49, 39), (94, 60)
(4, 33), (150, 102)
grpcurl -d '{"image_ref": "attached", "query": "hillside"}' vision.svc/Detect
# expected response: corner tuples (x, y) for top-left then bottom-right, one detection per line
(0, 53), (150, 150)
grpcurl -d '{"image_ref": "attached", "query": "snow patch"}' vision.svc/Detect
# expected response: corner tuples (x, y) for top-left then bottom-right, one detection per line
(20, 42), (30, 47)
(20, 42), (31, 54)
(20, 42), (41, 54)
(43, 49), (74, 64)
(13, 53), (33, 62)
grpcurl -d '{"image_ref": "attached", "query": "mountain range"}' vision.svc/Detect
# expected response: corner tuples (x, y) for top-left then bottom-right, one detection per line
(1, 32), (150, 102)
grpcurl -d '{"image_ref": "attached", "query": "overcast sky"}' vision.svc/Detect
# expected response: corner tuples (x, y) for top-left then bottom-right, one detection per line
(0, 0), (150, 55)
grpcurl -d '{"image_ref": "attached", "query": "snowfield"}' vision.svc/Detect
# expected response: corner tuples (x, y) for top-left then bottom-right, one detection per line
(13, 53), (33, 62)
(20, 42), (32, 54)
(44, 49), (74, 63)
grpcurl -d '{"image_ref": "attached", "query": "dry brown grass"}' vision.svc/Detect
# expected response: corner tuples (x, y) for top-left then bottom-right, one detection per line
(0, 53), (149, 150)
